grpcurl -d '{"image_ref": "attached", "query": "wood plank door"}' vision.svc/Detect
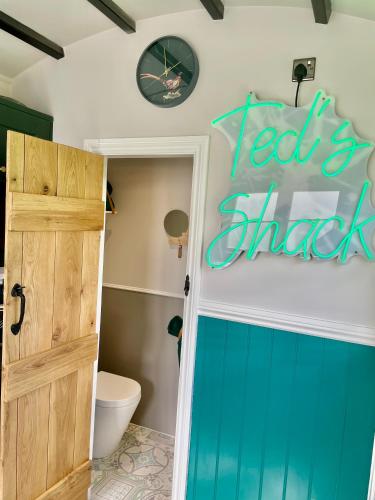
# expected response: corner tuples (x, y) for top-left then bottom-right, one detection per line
(1, 131), (105, 500)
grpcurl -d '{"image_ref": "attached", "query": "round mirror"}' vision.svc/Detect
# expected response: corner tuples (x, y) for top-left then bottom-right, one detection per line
(164, 210), (189, 238)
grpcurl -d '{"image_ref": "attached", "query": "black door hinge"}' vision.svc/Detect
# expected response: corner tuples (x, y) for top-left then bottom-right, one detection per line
(184, 275), (190, 297)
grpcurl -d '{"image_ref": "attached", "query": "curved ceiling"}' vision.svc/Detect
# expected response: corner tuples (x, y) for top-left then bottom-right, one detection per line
(0, 0), (374, 79)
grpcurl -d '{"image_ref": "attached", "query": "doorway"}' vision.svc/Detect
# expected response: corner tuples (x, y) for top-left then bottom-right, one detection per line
(84, 136), (209, 500)
(93, 155), (192, 497)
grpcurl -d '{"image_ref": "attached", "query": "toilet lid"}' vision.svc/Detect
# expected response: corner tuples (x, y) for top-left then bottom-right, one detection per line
(96, 371), (141, 408)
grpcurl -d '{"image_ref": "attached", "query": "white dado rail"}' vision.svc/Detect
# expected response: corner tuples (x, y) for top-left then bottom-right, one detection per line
(198, 299), (375, 347)
(103, 282), (185, 300)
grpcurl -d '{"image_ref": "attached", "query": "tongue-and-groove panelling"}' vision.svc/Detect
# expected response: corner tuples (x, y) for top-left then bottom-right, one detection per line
(187, 316), (375, 500)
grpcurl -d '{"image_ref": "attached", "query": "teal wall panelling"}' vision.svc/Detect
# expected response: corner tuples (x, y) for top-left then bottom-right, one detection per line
(187, 316), (375, 500)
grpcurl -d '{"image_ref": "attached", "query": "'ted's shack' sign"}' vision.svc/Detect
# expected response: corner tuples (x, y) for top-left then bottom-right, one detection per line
(206, 91), (375, 269)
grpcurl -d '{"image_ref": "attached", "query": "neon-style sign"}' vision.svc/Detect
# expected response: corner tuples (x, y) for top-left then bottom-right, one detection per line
(206, 90), (375, 268)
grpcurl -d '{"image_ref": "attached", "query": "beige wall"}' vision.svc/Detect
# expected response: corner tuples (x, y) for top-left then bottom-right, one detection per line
(100, 157), (192, 435)
(99, 288), (182, 436)
(104, 157), (193, 294)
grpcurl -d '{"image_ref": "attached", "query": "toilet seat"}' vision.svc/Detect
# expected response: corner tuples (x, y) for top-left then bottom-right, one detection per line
(96, 371), (141, 408)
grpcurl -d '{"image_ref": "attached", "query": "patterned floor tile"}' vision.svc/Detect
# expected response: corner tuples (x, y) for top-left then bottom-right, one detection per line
(90, 424), (175, 500)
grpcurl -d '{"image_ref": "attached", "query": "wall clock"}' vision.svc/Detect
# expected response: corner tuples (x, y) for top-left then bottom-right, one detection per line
(137, 36), (199, 108)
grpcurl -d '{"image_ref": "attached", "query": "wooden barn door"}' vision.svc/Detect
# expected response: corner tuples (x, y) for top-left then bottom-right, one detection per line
(1, 131), (104, 499)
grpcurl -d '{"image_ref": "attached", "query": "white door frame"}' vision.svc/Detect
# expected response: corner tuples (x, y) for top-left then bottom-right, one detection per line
(84, 135), (210, 500)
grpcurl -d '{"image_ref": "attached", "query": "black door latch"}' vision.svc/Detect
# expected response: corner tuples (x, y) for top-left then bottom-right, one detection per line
(184, 275), (190, 297)
(11, 283), (26, 335)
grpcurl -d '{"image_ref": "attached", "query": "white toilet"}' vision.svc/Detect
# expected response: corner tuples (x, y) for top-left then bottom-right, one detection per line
(93, 371), (141, 458)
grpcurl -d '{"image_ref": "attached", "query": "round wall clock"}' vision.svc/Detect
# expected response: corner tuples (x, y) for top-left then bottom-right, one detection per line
(137, 36), (199, 108)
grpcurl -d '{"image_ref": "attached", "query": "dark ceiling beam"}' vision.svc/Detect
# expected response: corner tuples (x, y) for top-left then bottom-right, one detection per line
(311, 0), (332, 24)
(200, 0), (224, 20)
(87, 0), (135, 33)
(0, 10), (64, 59)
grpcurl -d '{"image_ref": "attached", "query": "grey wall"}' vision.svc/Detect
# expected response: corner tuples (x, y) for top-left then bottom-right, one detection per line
(100, 288), (182, 436)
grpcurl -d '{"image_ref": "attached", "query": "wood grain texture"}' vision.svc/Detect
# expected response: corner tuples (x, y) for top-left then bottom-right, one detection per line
(36, 461), (91, 500)
(17, 386), (50, 500)
(80, 233), (100, 337)
(1, 133), (104, 499)
(11, 191), (104, 214)
(3, 131), (24, 364)
(20, 232), (55, 358)
(1, 132), (24, 500)
(80, 151), (103, 339)
(15, 134), (58, 499)
(47, 372), (78, 488)
(48, 146), (102, 495)
(76, 226), (100, 474)
(57, 145), (86, 199)
(24, 135), (57, 196)
(52, 231), (83, 345)
(53, 144), (85, 345)
(80, 151), (103, 337)
(6, 131), (25, 195)
(3, 334), (98, 402)
(0, 401), (18, 500)
(2, 232), (22, 365)
(84, 152), (103, 200)
(74, 150), (103, 470)
(9, 192), (104, 232)
(74, 365), (94, 468)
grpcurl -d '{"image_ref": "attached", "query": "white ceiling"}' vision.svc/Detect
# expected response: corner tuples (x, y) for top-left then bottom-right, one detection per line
(0, 0), (374, 79)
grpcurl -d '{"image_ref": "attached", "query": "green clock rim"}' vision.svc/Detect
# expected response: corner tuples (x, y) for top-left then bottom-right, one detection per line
(136, 35), (199, 108)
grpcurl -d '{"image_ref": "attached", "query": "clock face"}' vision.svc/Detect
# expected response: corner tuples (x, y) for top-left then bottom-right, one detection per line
(137, 36), (199, 108)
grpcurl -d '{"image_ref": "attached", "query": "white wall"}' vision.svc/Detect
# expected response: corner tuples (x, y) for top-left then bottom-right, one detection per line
(12, 7), (375, 328)
(0, 74), (12, 97)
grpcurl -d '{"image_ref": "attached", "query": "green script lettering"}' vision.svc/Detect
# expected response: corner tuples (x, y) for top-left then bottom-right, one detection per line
(322, 120), (372, 177)
(207, 92), (375, 267)
(213, 91), (371, 178)
(206, 181), (375, 268)
(211, 94), (284, 178)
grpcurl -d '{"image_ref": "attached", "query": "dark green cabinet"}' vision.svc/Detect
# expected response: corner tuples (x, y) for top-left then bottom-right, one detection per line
(0, 96), (53, 266)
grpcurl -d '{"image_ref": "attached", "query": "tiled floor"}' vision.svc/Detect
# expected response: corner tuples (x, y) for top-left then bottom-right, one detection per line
(90, 424), (175, 500)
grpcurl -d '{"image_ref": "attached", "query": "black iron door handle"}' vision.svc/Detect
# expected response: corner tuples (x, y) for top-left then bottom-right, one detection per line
(184, 275), (190, 297)
(11, 283), (26, 335)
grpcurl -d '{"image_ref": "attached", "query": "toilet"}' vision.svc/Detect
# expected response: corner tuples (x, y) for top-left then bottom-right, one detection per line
(93, 371), (141, 458)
